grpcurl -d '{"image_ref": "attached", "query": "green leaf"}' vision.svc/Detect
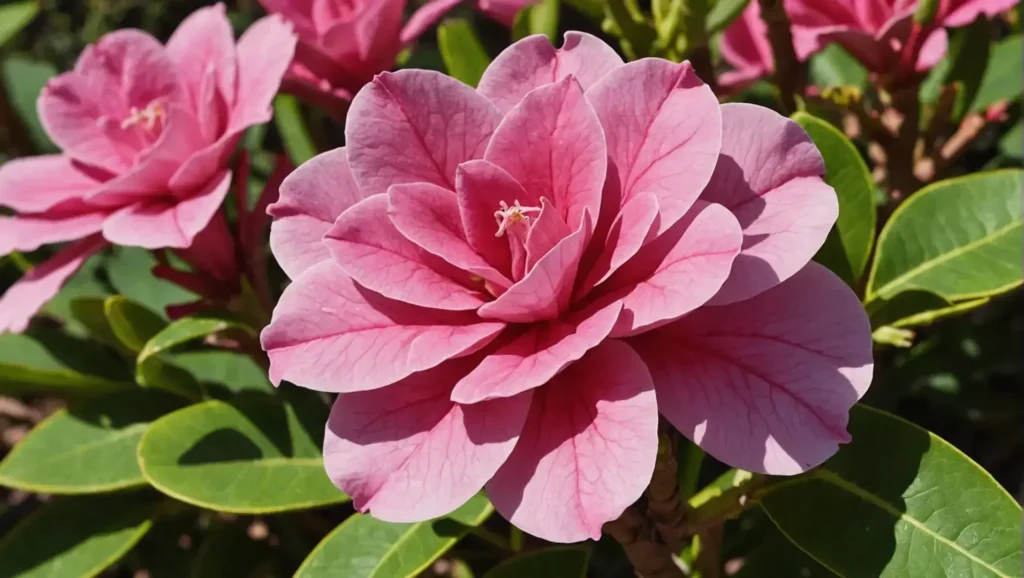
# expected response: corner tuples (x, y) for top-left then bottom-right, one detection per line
(43, 253), (111, 335)
(0, 390), (182, 493)
(971, 36), (1022, 112)
(105, 296), (168, 353)
(174, 350), (272, 395)
(943, 18), (992, 118)
(689, 468), (755, 508)
(793, 112), (876, 285)
(735, 523), (837, 578)
(808, 44), (869, 89)
(137, 314), (254, 367)
(761, 405), (1022, 578)
(564, 0), (604, 19)
(138, 393), (346, 513)
(70, 297), (128, 351)
(483, 547), (589, 578)
(438, 19), (490, 88)
(513, 0), (560, 42)
(866, 170), (1023, 302)
(295, 493), (493, 578)
(866, 289), (989, 329)
(0, 1), (39, 48)
(0, 492), (156, 578)
(706, 0), (751, 36)
(274, 94), (317, 165)
(191, 518), (277, 578)
(2, 56), (58, 152)
(107, 248), (195, 320)
(999, 122), (1022, 158)
(0, 332), (131, 397)
(602, 0), (656, 59)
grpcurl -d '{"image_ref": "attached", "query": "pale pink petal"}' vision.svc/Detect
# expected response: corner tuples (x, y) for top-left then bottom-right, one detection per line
(525, 198), (572, 272)
(484, 76), (606, 231)
(401, 0), (463, 45)
(451, 300), (622, 404)
(389, 182), (512, 289)
(478, 32), (624, 113)
(260, 261), (505, 392)
(487, 341), (658, 543)
(455, 160), (530, 277)
(269, 147), (365, 279)
(578, 192), (659, 296)
(587, 59), (722, 235)
(702, 104), (837, 306)
(165, 3), (237, 113)
(0, 156), (104, 213)
(345, 70), (502, 195)
(0, 235), (107, 334)
(478, 211), (592, 323)
(325, 358), (531, 522)
(629, 262), (873, 475)
(915, 29), (948, 71)
(940, 0), (1019, 27)
(325, 195), (489, 310)
(101, 170), (232, 249)
(230, 14), (297, 132)
(603, 202), (742, 338)
(0, 210), (108, 255)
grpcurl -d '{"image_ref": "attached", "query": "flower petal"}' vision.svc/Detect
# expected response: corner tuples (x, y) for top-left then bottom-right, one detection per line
(400, 0), (463, 45)
(261, 261), (505, 392)
(0, 156), (104, 213)
(455, 160), (529, 277)
(702, 103), (837, 306)
(525, 197), (572, 272)
(346, 70), (502, 195)
(325, 358), (531, 522)
(325, 195), (489, 310)
(578, 192), (659, 296)
(0, 210), (108, 255)
(478, 32), (624, 113)
(629, 262), (873, 475)
(230, 14), (297, 131)
(587, 59), (721, 234)
(269, 147), (365, 279)
(165, 3), (237, 112)
(484, 76), (606, 231)
(487, 340), (658, 543)
(605, 201), (742, 337)
(451, 300), (622, 404)
(720, 2), (773, 82)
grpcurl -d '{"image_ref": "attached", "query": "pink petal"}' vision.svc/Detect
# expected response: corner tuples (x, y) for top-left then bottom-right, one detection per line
(487, 341), (658, 543)
(269, 147), (365, 279)
(230, 14), (297, 132)
(587, 59), (722, 235)
(325, 357), (531, 522)
(258, 0), (315, 33)
(451, 300), (623, 404)
(389, 183), (512, 290)
(941, 0), (1019, 26)
(629, 262), (874, 475)
(484, 76), (606, 231)
(400, 0), (463, 45)
(0, 156), (103, 213)
(578, 192), (659, 296)
(165, 3), (237, 114)
(0, 235), (107, 334)
(260, 261), (505, 392)
(345, 70), (502, 195)
(702, 104), (837, 306)
(320, 0), (403, 79)
(478, 0), (539, 26)
(915, 29), (949, 71)
(325, 195), (489, 310)
(101, 170), (232, 249)
(525, 198), (572, 272)
(0, 210), (108, 255)
(455, 160), (530, 277)
(812, 27), (892, 72)
(720, 2), (773, 79)
(478, 211), (592, 323)
(478, 32), (624, 114)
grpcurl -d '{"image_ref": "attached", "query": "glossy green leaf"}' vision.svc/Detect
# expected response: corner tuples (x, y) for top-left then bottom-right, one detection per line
(438, 19), (490, 88)
(513, 0), (560, 42)
(793, 112), (876, 285)
(295, 493), (493, 578)
(706, 0), (750, 35)
(971, 36), (1022, 112)
(137, 315), (254, 366)
(0, 332), (131, 397)
(0, 390), (181, 493)
(943, 18), (992, 118)
(808, 45), (868, 89)
(0, 1), (38, 48)
(70, 297), (128, 351)
(274, 94), (317, 165)
(999, 122), (1022, 158)
(484, 547), (589, 578)
(138, 393), (345, 513)
(867, 170), (1023, 302)
(689, 468), (755, 508)
(866, 289), (989, 330)
(761, 405), (1022, 578)
(174, 350), (272, 395)
(107, 248), (195, 319)
(42, 253), (110, 335)
(2, 56), (58, 152)
(105, 296), (167, 353)
(0, 492), (156, 578)
(602, 0), (656, 59)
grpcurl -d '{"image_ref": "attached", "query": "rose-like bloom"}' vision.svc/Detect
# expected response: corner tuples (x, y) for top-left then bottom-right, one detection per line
(0, 4), (296, 334)
(262, 32), (873, 543)
(721, 0), (1016, 84)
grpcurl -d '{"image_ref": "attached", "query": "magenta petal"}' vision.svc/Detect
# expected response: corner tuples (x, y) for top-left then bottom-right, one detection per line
(346, 70), (502, 195)
(165, 3), (237, 112)
(478, 32), (624, 113)
(0, 235), (106, 334)
(261, 261), (505, 392)
(484, 76), (606, 231)
(452, 300), (622, 404)
(702, 104), (837, 306)
(486, 341), (658, 543)
(478, 211), (593, 323)
(0, 211), (108, 255)
(720, 2), (773, 81)
(579, 192), (660, 296)
(325, 359), (531, 522)
(269, 148), (365, 279)
(587, 59), (722, 235)
(400, 0), (463, 45)
(941, 0), (1019, 26)
(101, 170), (232, 249)
(524, 198), (572, 272)
(325, 195), (489, 310)
(455, 160), (530, 277)
(606, 202), (742, 338)
(0, 156), (103, 213)
(388, 183), (511, 289)
(630, 262), (873, 475)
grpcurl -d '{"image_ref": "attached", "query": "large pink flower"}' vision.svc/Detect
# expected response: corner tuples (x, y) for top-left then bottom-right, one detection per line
(721, 0), (1016, 82)
(262, 32), (873, 543)
(0, 4), (296, 334)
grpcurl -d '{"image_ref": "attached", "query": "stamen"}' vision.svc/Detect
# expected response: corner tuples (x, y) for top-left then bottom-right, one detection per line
(493, 199), (542, 237)
(121, 101), (165, 130)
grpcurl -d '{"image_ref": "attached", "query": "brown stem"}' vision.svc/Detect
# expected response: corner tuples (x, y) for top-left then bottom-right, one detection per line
(695, 526), (723, 578)
(689, 45), (719, 95)
(646, 431), (690, 552)
(883, 87), (923, 200)
(758, 0), (805, 114)
(915, 111), (987, 182)
(604, 508), (686, 578)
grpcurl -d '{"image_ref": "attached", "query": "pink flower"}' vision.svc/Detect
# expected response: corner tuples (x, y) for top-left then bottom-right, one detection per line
(262, 33), (873, 543)
(0, 4), (296, 334)
(477, 0), (540, 25)
(721, 0), (1017, 82)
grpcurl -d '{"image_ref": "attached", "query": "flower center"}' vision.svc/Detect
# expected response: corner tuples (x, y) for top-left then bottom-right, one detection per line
(120, 101), (166, 131)
(493, 200), (542, 237)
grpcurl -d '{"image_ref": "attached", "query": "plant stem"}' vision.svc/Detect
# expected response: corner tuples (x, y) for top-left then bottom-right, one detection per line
(470, 526), (514, 551)
(604, 507), (686, 578)
(758, 0), (805, 113)
(647, 431), (691, 552)
(509, 526), (524, 552)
